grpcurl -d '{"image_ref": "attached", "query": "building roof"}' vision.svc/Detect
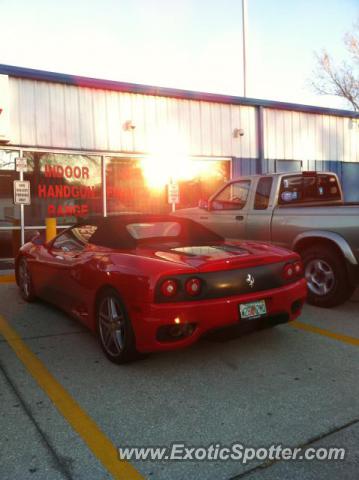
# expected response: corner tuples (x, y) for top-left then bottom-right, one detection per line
(1, 64), (358, 119)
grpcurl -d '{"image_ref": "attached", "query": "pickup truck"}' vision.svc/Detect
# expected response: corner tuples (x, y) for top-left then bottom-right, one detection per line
(176, 171), (359, 308)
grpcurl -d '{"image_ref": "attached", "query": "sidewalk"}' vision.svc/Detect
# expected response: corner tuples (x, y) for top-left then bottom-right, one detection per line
(0, 260), (15, 281)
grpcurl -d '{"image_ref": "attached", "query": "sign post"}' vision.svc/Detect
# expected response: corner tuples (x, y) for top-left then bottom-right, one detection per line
(13, 154), (30, 246)
(14, 170), (30, 246)
(167, 181), (179, 212)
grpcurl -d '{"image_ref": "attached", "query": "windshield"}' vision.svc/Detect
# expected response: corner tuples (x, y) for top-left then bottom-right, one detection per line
(89, 216), (224, 249)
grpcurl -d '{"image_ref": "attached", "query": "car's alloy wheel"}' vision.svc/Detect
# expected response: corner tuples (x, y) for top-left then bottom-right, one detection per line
(18, 258), (36, 302)
(96, 289), (138, 363)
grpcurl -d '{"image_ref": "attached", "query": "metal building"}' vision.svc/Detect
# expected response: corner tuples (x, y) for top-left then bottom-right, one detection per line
(1, 64), (359, 260)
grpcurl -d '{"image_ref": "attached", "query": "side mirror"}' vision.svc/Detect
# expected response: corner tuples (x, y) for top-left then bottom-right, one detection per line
(198, 199), (209, 210)
(31, 232), (46, 245)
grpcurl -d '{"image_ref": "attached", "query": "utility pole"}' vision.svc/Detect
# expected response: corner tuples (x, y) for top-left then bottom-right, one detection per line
(242, 0), (248, 97)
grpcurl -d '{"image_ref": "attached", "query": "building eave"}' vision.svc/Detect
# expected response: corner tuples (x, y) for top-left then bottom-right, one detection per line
(1, 63), (358, 119)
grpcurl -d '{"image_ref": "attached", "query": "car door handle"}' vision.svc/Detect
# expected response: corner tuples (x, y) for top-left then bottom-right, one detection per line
(55, 255), (64, 260)
(199, 216), (208, 220)
(235, 215), (244, 221)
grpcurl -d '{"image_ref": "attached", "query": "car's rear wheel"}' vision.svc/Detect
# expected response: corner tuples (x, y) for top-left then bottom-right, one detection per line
(302, 245), (354, 307)
(18, 258), (36, 302)
(96, 289), (139, 364)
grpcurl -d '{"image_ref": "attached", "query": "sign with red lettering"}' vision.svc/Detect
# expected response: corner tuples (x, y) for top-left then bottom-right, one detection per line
(44, 164), (89, 179)
(37, 162), (94, 217)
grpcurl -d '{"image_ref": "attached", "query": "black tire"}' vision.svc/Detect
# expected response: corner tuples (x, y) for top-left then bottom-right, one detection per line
(301, 245), (355, 308)
(96, 288), (140, 364)
(17, 257), (36, 302)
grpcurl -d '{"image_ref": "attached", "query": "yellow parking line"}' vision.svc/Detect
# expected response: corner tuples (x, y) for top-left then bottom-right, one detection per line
(0, 274), (15, 283)
(0, 315), (144, 480)
(291, 320), (359, 347)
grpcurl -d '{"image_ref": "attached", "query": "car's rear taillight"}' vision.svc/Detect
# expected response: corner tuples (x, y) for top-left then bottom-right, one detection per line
(283, 263), (295, 280)
(160, 279), (178, 297)
(283, 260), (303, 281)
(185, 278), (202, 296)
(293, 260), (303, 276)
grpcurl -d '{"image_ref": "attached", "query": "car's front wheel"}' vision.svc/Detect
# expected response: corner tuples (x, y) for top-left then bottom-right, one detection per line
(18, 257), (36, 302)
(302, 245), (354, 308)
(96, 289), (139, 364)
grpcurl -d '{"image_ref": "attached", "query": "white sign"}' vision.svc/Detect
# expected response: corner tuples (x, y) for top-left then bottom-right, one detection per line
(15, 157), (28, 172)
(168, 182), (179, 204)
(14, 180), (31, 205)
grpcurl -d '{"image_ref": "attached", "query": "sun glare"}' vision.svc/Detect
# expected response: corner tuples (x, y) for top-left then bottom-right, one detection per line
(140, 129), (190, 189)
(140, 128), (221, 190)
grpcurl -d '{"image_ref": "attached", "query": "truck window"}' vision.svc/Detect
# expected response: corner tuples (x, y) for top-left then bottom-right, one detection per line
(212, 180), (251, 210)
(278, 174), (341, 204)
(254, 177), (273, 210)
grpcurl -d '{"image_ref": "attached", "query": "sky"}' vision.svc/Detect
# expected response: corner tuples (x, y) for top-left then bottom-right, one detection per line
(0, 0), (358, 110)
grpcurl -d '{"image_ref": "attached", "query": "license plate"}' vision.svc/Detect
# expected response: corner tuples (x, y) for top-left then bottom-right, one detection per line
(239, 300), (267, 319)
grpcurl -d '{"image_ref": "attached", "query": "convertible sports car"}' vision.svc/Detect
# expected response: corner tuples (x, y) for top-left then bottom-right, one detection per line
(16, 215), (307, 363)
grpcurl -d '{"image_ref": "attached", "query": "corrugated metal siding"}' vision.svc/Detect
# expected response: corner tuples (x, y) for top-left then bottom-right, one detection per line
(0, 74), (11, 142)
(7, 75), (359, 192)
(341, 162), (359, 201)
(264, 109), (359, 162)
(8, 77), (258, 158)
(232, 158), (257, 178)
(312, 160), (359, 201)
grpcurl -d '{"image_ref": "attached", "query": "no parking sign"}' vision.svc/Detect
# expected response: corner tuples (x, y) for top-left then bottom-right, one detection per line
(13, 180), (31, 205)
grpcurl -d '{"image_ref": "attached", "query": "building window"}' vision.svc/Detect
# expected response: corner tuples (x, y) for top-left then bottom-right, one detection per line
(23, 152), (102, 226)
(177, 160), (230, 209)
(1, 151), (230, 259)
(105, 157), (230, 214)
(106, 157), (167, 215)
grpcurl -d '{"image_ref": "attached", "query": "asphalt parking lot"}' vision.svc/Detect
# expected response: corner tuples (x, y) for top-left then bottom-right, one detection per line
(0, 278), (358, 480)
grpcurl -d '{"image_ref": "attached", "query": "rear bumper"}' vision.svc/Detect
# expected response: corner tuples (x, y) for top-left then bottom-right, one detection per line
(130, 279), (307, 353)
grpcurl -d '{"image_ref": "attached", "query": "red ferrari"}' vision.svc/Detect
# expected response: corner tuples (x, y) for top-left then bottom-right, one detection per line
(16, 215), (307, 363)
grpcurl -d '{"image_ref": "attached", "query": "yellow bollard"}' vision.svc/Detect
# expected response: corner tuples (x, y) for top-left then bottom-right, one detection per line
(45, 217), (57, 242)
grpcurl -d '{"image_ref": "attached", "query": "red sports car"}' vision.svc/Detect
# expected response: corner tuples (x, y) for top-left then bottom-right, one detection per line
(16, 215), (307, 363)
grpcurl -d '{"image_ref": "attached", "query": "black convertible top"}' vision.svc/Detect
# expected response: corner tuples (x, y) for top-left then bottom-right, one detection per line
(77, 214), (224, 249)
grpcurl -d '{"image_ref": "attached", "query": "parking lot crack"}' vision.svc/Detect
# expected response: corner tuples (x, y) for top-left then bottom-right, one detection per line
(228, 416), (359, 479)
(0, 330), (87, 343)
(0, 361), (74, 480)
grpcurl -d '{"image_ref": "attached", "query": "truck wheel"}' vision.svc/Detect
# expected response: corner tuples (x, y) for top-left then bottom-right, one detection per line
(301, 245), (354, 308)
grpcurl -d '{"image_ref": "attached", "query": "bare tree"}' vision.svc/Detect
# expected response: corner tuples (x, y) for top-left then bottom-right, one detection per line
(312, 23), (359, 111)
